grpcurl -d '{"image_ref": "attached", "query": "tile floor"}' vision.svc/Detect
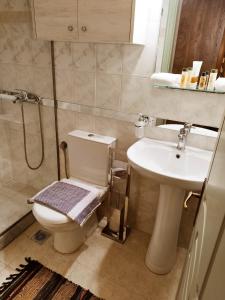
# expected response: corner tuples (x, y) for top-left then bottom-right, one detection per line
(0, 222), (186, 300)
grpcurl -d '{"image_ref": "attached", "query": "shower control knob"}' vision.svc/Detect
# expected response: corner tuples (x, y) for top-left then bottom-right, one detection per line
(67, 25), (74, 32)
(81, 26), (87, 32)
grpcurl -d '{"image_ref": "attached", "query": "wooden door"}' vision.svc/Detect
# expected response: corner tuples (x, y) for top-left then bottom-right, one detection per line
(78, 0), (133, 43)
(33, 0), (78, 41)
(216, 29), (225, 77)
(172, 0), (225, 73)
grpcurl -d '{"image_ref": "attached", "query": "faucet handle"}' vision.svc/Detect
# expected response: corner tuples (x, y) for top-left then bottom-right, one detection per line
(179, 127), (187, 136)
(184, 122), (192, 132)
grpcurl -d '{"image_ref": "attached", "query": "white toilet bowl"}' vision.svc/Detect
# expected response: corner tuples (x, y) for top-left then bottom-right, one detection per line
(33, 203), (86, 253)
(32, 178), (107, 253)
(31, 130), (116, 254)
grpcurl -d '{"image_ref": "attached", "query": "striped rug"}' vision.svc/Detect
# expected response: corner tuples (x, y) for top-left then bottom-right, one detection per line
(0, 258), (103, 299)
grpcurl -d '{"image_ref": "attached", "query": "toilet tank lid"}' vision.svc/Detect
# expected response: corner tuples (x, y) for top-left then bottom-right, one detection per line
(68, 130), (116, 145)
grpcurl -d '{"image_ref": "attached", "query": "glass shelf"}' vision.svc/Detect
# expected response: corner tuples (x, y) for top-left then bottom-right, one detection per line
(153, 85), (225, 95)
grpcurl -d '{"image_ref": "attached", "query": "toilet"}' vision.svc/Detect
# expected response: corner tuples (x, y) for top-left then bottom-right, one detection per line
(32, 130), (116, 253)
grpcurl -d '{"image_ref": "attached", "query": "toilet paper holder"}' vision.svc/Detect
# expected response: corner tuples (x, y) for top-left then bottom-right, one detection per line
(101, 163), (131, 243)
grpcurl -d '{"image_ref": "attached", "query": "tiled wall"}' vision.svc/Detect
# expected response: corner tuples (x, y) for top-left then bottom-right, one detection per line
(0, 102), (13, 185)
(0, 0), (57, 191)
(1, 0), (224, 247)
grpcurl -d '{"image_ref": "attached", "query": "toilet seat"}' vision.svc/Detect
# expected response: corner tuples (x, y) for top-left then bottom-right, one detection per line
(32, 177), (108, 227)
(33, 203), (72, 226)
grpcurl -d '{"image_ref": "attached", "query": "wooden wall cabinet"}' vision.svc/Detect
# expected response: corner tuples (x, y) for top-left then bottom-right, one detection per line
(32, 0), (79, 41)
(32, 0), (151, 44)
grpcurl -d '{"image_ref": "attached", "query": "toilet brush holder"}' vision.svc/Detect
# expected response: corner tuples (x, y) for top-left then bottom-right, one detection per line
(102, 165), (130, 243)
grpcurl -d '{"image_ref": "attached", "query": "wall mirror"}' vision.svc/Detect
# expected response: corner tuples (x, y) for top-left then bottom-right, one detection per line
(159, 0), (225, 76)
(155, 118), (219, 137)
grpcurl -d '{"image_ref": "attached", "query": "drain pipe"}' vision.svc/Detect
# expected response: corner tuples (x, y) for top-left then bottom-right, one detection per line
(50, 41), (61, 181)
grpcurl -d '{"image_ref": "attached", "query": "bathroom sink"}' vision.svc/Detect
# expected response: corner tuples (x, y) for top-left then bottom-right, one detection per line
(127, 138), (213, 274)
(127, 138), (212, 190)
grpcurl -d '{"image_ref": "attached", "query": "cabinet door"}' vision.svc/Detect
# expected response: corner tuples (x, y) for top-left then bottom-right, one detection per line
(78, 0), (133, 42)
(33, 0), (78, 41)
(177, 202), (206, 300)
(177, 117), (225, 299)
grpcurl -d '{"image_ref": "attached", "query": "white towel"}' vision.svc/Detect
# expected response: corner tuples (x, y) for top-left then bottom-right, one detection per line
(151, 73), (181, 88)
(30, 179), (102, 226)
(215, 78), (225, 92)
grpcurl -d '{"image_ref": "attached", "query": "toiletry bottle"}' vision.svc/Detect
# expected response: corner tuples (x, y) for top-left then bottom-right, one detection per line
(198, 72), (207, 90)
(186, 67), (193, 88)
(135, 113), (149, 139)
(190, 61), (203, 89)
(207, 69), (218, 91)
(205, 71), (210, 89)
(180, 68), (188, 88)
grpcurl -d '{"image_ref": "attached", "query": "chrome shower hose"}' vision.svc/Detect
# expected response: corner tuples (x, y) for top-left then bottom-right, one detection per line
(21, 101), (44, 170)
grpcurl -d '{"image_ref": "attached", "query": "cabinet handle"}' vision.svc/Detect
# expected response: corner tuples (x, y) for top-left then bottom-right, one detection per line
(81, 26), (87, 32)
(67, 25), (74, 32)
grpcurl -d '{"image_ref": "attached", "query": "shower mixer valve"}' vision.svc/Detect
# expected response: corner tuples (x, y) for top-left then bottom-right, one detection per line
(13, 89), (41, 104)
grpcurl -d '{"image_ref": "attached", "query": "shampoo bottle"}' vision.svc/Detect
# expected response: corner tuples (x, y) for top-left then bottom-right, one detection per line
(190, 61), (203, 89)
(198, 72), (207, 90)
(186, 67), (193, 88)
(207, 69), (218, 91)
(180, 68), (188, 88)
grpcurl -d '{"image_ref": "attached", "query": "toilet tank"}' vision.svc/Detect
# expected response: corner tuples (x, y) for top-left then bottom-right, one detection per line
(67, 130), (116, 187)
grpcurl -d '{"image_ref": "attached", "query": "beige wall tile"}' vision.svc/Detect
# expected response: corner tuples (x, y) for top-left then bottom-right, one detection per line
(33, 67), (53, 99)
(55, 68), (74, 102)
(72, 43), (96, 72)
(54, 42), (73, 69)
(121, 75), (151, 114)
(76, 112), (95, 132)
(96, 44), (122, 74)
(96, 73), (121, 111)
(74, 71), (95, 107)
(0, 0), (29, 11)
(0, 37), (16, 64)
(14, 64), (33, 90)
(57, 109), (76, 142)
(122, 45), (156, 76)
(31, 40), (51, 66)
(41, 106), (57, 141)
(13, 38), (33, 65)
(94, 116), (136, 156)
(0, 63), (18, 90)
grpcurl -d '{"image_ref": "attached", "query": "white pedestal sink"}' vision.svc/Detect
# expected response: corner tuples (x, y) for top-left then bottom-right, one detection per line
(127, 138), (212, 274)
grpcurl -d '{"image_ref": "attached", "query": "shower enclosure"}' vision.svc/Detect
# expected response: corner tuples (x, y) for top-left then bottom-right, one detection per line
(0, 0), (58, 248)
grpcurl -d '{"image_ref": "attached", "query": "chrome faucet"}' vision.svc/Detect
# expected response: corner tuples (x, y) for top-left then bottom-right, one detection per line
(177, 123), (192, 150)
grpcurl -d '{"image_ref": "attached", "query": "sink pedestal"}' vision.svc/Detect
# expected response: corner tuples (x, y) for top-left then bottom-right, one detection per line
(145, 184), (185, 274)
